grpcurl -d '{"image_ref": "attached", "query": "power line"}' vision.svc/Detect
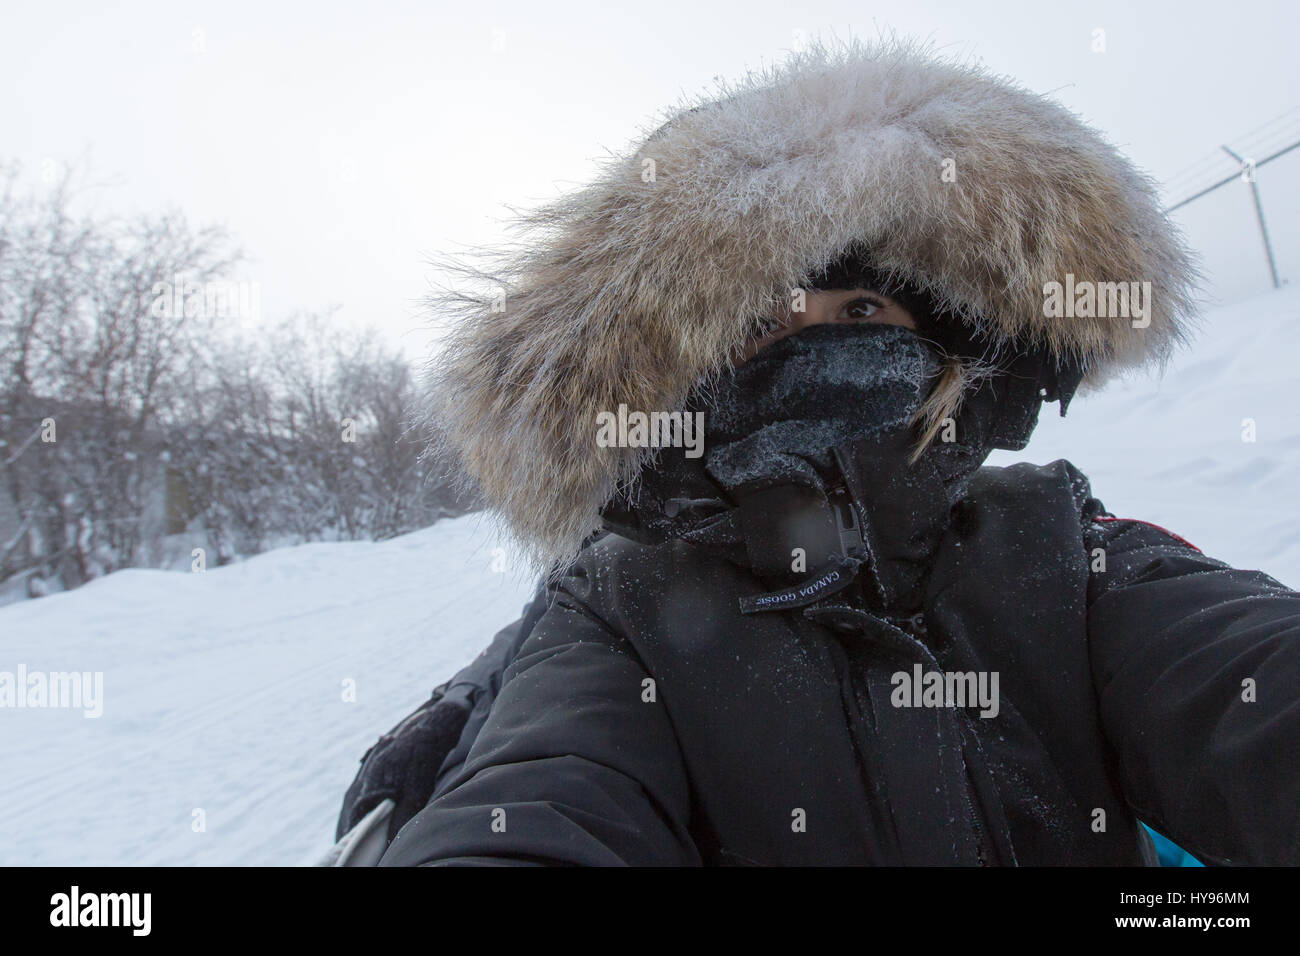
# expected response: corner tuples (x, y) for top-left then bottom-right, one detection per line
(1161, 116), (1300, 197)
(1166, 137), (1300, 212)
(1160, 105), (1300, 196)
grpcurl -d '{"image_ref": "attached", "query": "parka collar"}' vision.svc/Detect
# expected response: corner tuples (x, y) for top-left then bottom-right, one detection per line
(598, 426), (960, 616)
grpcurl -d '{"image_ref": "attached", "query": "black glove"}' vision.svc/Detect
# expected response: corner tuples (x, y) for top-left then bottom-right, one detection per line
(336, 685), (473, 843)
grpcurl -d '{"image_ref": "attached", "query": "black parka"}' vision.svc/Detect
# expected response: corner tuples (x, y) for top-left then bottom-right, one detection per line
(387, 41), (1280, 868)
(378, 456), (1300, 867)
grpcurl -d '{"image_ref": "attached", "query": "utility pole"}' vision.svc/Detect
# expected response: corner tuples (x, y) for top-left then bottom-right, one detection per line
(1165, 137), (1299, 289)
(1221, 145), (1281, 290)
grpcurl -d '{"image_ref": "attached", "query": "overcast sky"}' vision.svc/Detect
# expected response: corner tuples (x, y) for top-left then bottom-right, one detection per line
(4, 0), (1298, 359)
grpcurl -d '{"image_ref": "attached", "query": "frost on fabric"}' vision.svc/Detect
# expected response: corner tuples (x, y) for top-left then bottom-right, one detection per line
(701, 323), (940, 492)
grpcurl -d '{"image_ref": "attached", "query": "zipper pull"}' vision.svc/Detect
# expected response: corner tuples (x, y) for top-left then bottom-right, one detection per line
(827, 484), (867, 561)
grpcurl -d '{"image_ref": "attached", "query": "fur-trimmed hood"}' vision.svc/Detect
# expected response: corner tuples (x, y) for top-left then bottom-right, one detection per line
(419, 37), (1201, 574)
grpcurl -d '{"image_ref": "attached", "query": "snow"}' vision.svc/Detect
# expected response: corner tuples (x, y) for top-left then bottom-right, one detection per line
(0, 513), (537, 865)
(988, 282), (1300, 589)
(1, 284), (1297, 865)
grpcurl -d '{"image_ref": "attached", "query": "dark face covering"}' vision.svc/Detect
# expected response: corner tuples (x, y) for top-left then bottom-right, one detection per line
(702, 321), (1002, 510)
(600, 320), (1018, 614)
(694, 321), (1005, 611)
(702, 322), (940, 495)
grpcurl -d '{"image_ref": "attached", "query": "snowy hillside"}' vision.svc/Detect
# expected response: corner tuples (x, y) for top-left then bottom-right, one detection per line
(0, 514), (537, 866)
(1, 284), (1296, 866)
(989, 282), (1300, 589)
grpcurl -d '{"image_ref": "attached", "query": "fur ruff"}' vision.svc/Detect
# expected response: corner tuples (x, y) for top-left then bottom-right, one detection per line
(417, 36), (1201, 575)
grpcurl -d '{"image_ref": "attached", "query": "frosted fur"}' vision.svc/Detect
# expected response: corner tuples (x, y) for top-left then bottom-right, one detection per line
(417, 36), (1202, 575)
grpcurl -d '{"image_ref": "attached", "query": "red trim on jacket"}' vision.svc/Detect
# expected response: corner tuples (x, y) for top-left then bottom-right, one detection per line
(1092, 515), (1203, 554)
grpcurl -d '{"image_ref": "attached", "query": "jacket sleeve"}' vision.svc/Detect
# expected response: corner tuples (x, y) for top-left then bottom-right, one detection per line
(1082, 499), (1300, 865)
(378, 550), (702, 867)
(336, 584), (552, 845)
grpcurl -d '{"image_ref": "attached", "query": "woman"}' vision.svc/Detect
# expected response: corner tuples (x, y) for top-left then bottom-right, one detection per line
(364, 39), (1299, 865)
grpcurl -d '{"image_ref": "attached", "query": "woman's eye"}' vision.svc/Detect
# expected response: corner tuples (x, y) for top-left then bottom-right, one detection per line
(839, 297), (883, 321)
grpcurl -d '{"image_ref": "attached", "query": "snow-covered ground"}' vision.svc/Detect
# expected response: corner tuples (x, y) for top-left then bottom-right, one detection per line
(0, 514), (537, 865)
(989, 282), (1300, 589)
(1, 284), (1296, 865)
